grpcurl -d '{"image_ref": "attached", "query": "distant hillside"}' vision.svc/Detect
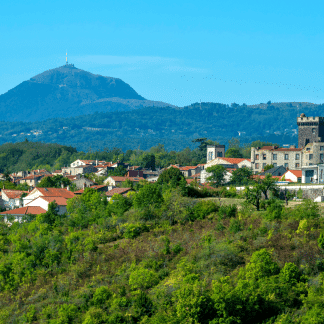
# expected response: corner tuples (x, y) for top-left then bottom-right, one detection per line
(0, 64), (174, 122)
(0, 101), (323, 152)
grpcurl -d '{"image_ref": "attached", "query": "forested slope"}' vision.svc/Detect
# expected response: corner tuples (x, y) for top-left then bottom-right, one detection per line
(0, 101), (323, 151)
(0, 176), (324, 323)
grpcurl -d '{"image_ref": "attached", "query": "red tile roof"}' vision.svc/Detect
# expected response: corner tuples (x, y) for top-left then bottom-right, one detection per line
(0, 206), (46, 215)
(221, 158), (251, 164)
(186, 179), (195, 184)
(32, 188), (75, 199)
(39, 196), (68, 206)
(284, 170), (302, 178)
(106, 187), (132, 197)
(260, 146), (302, 152)
(253, 175), (281, 180)
(180, 166), (198, 171)
(2, 190), (28, 199)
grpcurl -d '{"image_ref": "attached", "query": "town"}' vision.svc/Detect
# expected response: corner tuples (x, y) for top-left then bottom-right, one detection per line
(1, 112), (323, 223)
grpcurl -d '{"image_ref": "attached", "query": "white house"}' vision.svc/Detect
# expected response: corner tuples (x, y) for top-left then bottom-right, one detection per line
(23, 187), (75, 206)
(1, 189), (28, 210)
(280, 170), (302, 183)
(0, 206), (46, 225)
(205, 157), (251, 169)
(26, 196), (68, 215)
(301, 164), (324, 184)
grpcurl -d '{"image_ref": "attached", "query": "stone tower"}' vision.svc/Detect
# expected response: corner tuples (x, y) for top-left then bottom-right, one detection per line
(297, 113), (324, 148)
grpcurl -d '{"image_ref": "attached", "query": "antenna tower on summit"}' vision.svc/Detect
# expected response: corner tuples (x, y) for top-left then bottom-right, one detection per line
(66, 51), (68, 65)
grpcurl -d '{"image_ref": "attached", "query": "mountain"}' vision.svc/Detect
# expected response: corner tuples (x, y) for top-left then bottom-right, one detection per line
(0, 64), (174, 122)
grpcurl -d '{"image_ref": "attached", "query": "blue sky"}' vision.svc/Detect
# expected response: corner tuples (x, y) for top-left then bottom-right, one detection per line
(1, 0), (323, 106)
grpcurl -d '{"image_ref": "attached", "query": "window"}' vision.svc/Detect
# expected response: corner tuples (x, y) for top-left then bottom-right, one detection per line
(255, 163), (259, 169)
(321, 146), (324, 151)
(272, 154), (277, 160)
(295, 153), (300, 160)
(295, 163), (300, 168)
(284, 163), (289, 168)
(208, 152), (213, 161)
(321, 154), (324, 161)
(217, 151), (222, 157)
(306, 147), (310, 151)
(273, 163), (277, 167)
(263, 163), (267, 168)
(309, 154), (313, 160)
(262, 154), (266, 160)
(312, 128), (316, 134)
(321, 169), (323, 180)
(255, 154), (259, 160)
(284, 154), (289, 160)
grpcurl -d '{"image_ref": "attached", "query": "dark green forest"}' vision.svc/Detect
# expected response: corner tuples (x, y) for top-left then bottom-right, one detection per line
(0, 139), (274, 173)
(1, 169), (324, 323)
(0, 101), (321, 152)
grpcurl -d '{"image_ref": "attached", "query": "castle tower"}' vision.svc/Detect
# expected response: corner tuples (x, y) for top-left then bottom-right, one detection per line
(297, 113), (324, 148)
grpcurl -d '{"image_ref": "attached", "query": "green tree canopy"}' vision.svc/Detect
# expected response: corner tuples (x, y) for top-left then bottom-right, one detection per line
(37, 175), (71, 188)
(206, 165), (227, 187)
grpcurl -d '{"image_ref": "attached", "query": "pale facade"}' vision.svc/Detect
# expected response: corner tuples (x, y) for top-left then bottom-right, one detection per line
(206, 145), (225, 162)
(251, 144), (324, 173)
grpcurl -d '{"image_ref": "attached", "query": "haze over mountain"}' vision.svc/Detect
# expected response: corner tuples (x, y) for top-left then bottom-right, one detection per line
(0, 64), (175, 122)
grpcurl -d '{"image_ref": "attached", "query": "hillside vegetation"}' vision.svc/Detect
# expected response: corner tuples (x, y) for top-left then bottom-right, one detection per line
(0, 102), (323, 151)
(0, 171), (324, 323)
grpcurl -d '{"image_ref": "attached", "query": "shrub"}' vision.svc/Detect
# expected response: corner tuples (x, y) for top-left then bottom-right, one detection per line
(82, 307), (108, 324)
(265, 199), (284, 221)
(120, 222), (149, 239)
(218, 204), (237, 219)
(318, 233), (324, 250)
(129, 267), (159, 290)
(280, 262), (300, 284)
(172, 243), (183, 255)
(92, 286), (112, 306)
(191, 200), (219, 221)
(229, 219), (242, 234)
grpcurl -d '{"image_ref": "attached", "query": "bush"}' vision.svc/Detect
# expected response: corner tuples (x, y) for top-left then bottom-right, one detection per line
(229, 219), (242, 234)
(191, 200), (219, 221)
(92, 286), (112, 306)
(218, 204), (237, 219)
(265, 200), (284, 221)
(172, 243), (184, 255)
(318, 233), (324, 249)
(120, 222), (149, 239)
(129, 267), (159, 290)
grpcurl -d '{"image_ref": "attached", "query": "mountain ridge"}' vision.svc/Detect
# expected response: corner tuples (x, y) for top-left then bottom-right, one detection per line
(0, 64), (175, 122)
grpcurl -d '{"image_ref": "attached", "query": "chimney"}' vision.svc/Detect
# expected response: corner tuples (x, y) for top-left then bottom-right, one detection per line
(96, 160), (98, 166)
(67, 185), (70, 191)
(61, 183), (64, 189)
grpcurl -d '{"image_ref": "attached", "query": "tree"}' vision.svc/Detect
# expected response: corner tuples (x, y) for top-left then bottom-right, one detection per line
(225, 148), (243, 158)
(206, 165), (226, 187)
(230, 167), (252, 186)
(157, 167), (185, 188)
(107, 165), (127, 177)
(258, 173), (278, 200)
(244, 174), (278, 210)
(133, 183), (163, 209)
(38, 175), (71, 188)
(244, 183), (262, 211)
(141, 154), (156, 170)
